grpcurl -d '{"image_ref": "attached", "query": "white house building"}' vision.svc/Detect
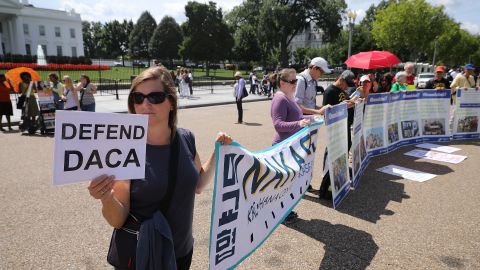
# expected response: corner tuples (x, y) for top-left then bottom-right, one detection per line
(0, 0), (84, 57)
(288, 21), (325, 63)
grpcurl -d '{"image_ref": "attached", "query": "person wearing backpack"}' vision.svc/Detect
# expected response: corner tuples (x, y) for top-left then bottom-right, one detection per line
(295, 57), (331, 193)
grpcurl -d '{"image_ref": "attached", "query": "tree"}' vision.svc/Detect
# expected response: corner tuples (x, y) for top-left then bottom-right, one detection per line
(82, 21), (104, 58)
(129, 11), (157, 64)
(371, 0), (450, 62)
(102, 19), (133, 63)
(149, 16), (183, 68)
(180, 1), (234, 75)
(435, 21), (479, 67)
(227, 0), (347, 67)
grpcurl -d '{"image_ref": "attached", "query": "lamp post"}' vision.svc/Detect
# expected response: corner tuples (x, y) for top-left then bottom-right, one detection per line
(347, 10), (357, 59)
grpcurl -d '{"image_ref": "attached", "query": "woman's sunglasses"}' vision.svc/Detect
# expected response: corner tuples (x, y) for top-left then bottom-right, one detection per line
(131, 91), (170, 104)
(281, 78), (298, 84)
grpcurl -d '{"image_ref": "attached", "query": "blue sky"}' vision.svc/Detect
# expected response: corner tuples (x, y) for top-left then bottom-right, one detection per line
(30, 0), (479, 34)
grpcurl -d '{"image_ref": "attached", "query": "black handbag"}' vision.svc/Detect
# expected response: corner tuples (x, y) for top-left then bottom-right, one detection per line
(16, 95), (26, 109)
(107, 132), (180, 269)
(241, 86), (249, 98)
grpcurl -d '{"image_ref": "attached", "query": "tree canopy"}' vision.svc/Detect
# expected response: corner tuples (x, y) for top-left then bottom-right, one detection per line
(129, 11), (157, 61)
(180, 1), (234, 74)
(149, 16), (183, 66)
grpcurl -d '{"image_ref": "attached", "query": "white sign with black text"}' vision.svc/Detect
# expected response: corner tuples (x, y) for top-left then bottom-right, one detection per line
(53, 111), (148, 185)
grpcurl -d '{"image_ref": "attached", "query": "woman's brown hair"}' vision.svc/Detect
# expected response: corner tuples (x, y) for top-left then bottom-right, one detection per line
(127, 66), (178, 138)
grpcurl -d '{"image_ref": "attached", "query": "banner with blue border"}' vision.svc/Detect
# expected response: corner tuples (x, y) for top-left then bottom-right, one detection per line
(209, 121), (323, 270)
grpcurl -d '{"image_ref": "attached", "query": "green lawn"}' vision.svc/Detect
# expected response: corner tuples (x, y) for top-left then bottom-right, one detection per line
(0, 66), (245, 81)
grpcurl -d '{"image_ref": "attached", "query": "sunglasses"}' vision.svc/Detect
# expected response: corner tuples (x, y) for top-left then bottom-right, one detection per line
(131, 91), (170, 104)
(281, 78), (298, 84)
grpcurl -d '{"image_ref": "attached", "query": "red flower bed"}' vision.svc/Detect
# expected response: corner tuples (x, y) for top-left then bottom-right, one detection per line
(0, 62), (110, 71)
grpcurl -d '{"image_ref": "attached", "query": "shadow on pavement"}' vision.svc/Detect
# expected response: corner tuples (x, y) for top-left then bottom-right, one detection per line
(336, 148), (454, 223)
(285, 218), (378, 270)
(302, 146), (455, 223)
(243, 122), (262, 127)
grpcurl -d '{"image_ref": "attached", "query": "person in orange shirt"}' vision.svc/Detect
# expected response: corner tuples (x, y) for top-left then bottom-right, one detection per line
(0, 73), (14, 131)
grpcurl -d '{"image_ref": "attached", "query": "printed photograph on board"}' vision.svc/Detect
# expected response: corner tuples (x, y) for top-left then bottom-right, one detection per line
(387, 123), (400, 143)
(422, 118), (446, 135)
(359, 135), (367, 161)
(353, 145), (361, 175)
(401, 120), (419, 138)
(366, 127), (385, 150)
(457, 116), (478, 133)
(332, 154), (348, 193)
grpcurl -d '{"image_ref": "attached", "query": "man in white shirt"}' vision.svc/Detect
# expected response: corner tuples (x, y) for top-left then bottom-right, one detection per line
(234, 71), (246, 124)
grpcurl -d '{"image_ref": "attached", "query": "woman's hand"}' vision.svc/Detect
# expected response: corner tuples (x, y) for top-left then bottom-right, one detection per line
(298, 119), (311, 127)
(215, 132), (233, 145)
(88, 175), (115, 200)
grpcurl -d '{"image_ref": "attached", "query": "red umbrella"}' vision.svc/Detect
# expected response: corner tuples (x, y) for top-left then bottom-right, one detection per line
(345, 50), (401, 69)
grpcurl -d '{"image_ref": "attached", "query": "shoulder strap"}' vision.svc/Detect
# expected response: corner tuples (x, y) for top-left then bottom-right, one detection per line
(159, 131), (180, 214)
(300, 75), (308, 91)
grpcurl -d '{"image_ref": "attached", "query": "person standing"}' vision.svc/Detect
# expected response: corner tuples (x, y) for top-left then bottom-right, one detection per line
(62, 76), (81, 111)
(319, 70), (356, 199)
(18, 72), (39, 125)
(75, 74), (97, 112)
(425, 66), (450, 90)
(86, 67), (233, 270)
(450, 64), (476, 104)
(234, 71), (246, 124)
(48, 73), (65, 109)
(0, 73), (14, 131)
(295, 57), (331, 115)
(271, 68), (329, 223)
(390, 72), (408, 92)
(187, 69), (193, 96)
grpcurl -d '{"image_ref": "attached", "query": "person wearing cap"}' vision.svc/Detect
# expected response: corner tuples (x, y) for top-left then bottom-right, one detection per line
(450, 64), (476, 104)
(390, 72), (408, 92)
(318, 70), (356, 200)
(295, 57), (331, 116)
(351, 75), (372, 98)
(234, 71), (246, 124)
(425, 66), (450, 90)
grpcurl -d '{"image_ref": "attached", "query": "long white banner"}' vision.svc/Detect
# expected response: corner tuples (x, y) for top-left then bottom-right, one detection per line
(209, 121), (322, 270)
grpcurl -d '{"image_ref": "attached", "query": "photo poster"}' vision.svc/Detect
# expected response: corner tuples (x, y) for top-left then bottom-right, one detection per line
(209, 122), (322, 270)
(417, 89), (451, 142)
(453, 88), (480, 139)
(363, 93), (389, 156)
(396, 91), (424, 147)
(325, 103), (351, 208)
(53, 111), (148, 185)
(351, 101), (369, 188)
(385, 91), (402, 151)
(38, 89), (56, 111)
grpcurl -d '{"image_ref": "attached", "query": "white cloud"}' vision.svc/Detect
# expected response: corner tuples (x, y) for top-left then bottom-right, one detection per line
(461, 21), (480, 35)
(56, 0), (242, 24)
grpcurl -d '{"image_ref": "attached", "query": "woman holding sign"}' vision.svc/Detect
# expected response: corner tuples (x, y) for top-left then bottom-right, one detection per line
(270, 68), (329, 223)
(87, 66), (232, 270)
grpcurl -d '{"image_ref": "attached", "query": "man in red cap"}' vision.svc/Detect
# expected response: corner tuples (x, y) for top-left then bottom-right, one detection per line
(425, 66), (450, 90)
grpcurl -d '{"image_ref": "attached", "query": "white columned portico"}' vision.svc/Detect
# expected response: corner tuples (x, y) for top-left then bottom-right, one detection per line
(7, 19), (15, 54)
(14, 15), (25, 54)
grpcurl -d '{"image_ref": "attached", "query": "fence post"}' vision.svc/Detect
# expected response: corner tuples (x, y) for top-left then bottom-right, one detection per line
(210, 76), (214, 94)
(115, 80), (119, 100)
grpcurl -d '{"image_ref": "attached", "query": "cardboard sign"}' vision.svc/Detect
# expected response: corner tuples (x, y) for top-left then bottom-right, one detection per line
(53, 111), (148, 185)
